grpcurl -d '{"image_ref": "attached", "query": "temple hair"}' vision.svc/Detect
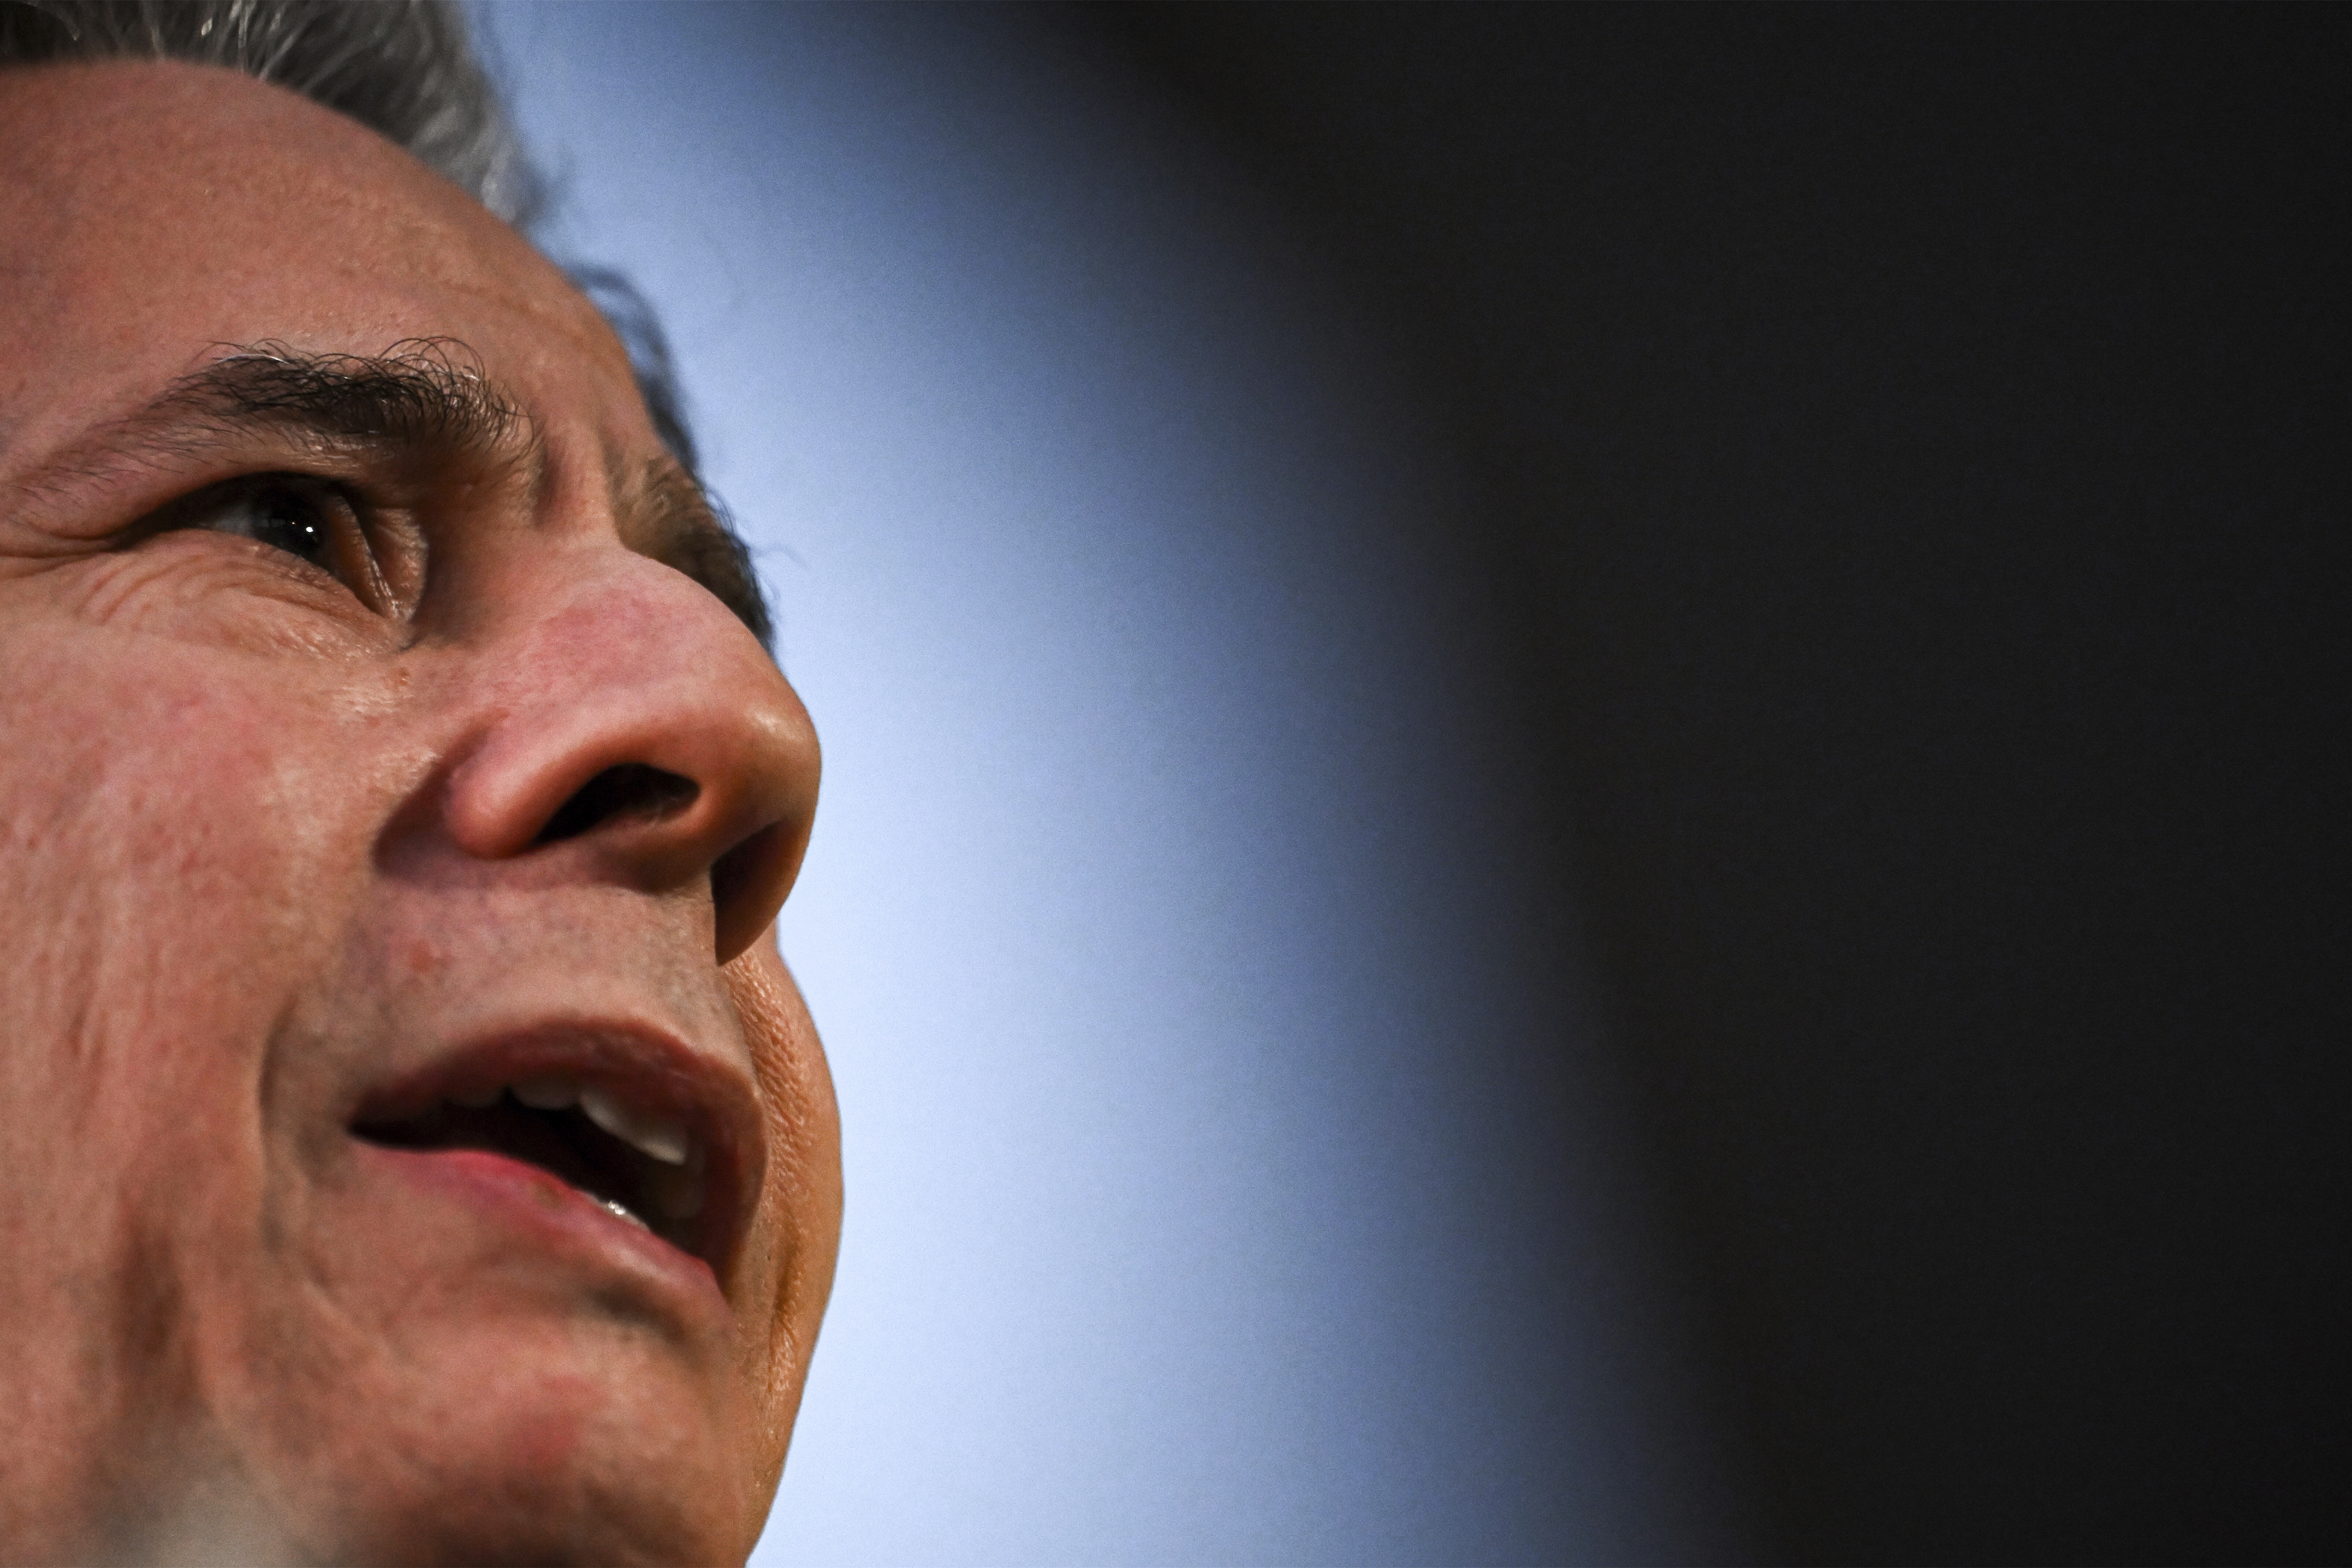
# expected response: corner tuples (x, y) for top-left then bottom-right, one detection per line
(0, 0), (537, 221)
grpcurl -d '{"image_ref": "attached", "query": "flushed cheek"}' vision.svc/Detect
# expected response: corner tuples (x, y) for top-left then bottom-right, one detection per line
(0, 662), (370, 1059)
(0, 634), (395, 1409)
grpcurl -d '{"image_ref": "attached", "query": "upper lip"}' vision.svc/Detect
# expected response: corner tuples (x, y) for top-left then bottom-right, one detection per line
(345, 1017), (764, 1285)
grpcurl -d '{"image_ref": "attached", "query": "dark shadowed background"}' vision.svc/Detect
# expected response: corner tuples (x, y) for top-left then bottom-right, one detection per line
(481, 5), (2345, 1563)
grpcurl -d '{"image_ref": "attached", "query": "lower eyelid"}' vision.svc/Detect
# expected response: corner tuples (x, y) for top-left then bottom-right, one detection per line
(124, 473), (428, 626)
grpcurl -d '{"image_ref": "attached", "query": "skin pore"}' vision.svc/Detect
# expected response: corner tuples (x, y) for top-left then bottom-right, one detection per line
(0, 59), (839, 1565)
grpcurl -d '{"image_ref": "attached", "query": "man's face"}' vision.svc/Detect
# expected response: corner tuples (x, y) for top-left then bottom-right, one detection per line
(0, 61), (838, 1564)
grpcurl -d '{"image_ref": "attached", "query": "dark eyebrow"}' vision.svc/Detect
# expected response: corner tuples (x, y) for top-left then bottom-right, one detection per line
(128, 339), (532, 473)
(4, 339), (539, 521)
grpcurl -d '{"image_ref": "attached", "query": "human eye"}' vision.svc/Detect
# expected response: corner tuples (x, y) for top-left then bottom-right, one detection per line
(160, 474), (402, 614)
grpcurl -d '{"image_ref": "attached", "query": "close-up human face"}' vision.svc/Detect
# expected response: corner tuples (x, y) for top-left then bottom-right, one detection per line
(0, 58), (837, 1565)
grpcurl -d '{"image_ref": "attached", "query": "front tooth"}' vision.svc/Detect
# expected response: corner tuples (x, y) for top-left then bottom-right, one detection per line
(514, 1077), (578, 1111)
(632, 1120), (691, 1167)
(579, 1086), (691, 1166)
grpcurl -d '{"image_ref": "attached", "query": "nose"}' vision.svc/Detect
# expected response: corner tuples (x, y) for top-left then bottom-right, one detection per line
(439, 548), (819, 965)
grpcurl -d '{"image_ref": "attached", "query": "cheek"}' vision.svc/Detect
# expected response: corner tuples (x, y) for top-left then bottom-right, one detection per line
(721, 940), (843, 1486)
(3, 659), (348, 1017)
(0, 625), (399, 1511)
(0, 628), (384, 1269)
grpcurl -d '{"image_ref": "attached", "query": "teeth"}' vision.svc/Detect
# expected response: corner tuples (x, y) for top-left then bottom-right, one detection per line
(579, 1085), (691, 1167)
(600, 1197), (649, 1231)
(513, 1077), (578, 1111)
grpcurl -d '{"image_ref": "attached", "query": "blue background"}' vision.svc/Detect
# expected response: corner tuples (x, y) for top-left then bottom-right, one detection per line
(477, 5), (1734, 1563)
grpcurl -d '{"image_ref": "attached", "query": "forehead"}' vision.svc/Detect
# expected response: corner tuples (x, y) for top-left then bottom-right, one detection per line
(0, 58), (640, 456)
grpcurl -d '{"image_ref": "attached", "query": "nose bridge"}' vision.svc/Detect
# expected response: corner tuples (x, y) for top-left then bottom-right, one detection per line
(440, 546), (819, 963)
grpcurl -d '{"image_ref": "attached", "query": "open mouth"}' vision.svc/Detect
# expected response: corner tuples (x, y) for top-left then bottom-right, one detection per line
(353, 1076), (711, 1260)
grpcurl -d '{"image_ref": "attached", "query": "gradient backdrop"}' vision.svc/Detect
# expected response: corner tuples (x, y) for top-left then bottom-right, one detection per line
(472, 6), (2347, 1564)
(477, 5), (1733, 1564)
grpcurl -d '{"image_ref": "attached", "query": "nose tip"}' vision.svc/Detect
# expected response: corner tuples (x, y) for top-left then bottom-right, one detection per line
(441, 561), (820, 964)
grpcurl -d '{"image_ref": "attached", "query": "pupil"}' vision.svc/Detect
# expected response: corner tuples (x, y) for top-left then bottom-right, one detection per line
(255, 493), (327, 561)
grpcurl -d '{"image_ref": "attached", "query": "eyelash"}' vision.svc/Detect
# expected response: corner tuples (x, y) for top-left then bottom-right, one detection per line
(157, 474), (403, 615)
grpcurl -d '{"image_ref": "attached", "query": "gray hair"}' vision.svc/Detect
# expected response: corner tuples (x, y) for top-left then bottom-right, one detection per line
(0, 0), (537, 222)
(0, 0), (744, 620)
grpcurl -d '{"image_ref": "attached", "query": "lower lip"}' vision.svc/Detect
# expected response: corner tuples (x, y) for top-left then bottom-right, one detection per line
(354, 1140), (728, 1319)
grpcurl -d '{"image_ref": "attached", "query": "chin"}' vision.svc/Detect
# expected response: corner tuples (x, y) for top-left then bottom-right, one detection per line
(163, 1261), (763, 1568)
(254, 1345), (760, 1566)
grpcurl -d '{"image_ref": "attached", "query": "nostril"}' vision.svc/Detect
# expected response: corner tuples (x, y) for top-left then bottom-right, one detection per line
(536, 764), (701, 846)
